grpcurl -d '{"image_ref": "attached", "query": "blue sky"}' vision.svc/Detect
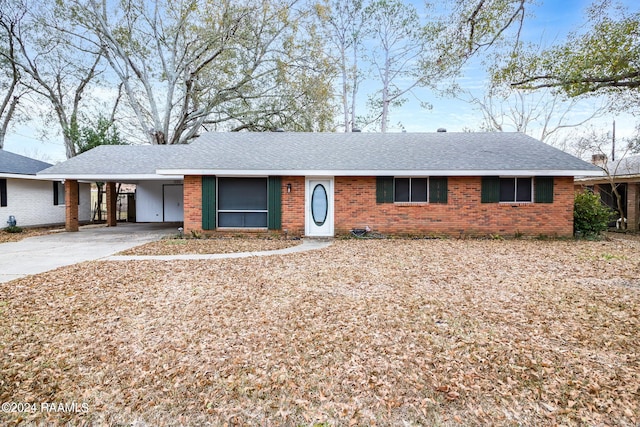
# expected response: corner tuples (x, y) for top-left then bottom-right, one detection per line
(4, 0), (638, 162)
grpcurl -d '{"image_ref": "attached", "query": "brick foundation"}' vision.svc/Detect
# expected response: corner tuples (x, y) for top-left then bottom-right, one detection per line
(183, 175), (575, 237)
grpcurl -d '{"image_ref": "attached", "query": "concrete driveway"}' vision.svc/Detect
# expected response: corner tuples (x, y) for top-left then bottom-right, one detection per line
(0, 223), (179, 283)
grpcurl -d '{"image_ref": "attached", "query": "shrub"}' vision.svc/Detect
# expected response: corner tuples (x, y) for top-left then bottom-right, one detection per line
(574, 190), (614, 237)
(3, 225), (23, 233)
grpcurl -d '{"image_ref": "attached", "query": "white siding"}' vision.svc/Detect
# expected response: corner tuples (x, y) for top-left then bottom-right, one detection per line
(0, 178), (91, 227)
(136, 180), (183, 222)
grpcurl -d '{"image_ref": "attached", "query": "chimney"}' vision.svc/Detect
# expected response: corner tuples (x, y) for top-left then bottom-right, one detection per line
(591, 153), (607, 167)
(437, 128), (447, 132)
(352, 127), (361, 132)
(274, 128), (285, 132)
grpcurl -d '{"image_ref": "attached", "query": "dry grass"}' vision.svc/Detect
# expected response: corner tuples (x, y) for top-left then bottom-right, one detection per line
(118, 236), (302, 256)
(1, 237), (639, 426)
(0, 226), (60, 243)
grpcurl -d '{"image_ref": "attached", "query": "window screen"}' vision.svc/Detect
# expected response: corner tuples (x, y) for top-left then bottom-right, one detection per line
(410, 178), (428, 202)
(217, 178), (268, 228)
(499, 177), (532, 202)
(394, 178), (410, 202)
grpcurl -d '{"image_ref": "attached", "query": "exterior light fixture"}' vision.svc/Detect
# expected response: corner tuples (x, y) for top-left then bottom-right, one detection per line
(287, 183), (291, 193)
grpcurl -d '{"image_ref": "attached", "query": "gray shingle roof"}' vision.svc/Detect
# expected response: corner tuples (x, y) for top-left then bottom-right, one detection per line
(39, 145), (190, 176)
(176, 132), (599, 173)
(0, 150), (52, 175)
(609, 154), (640, 176)
(38, 132), (601, 178)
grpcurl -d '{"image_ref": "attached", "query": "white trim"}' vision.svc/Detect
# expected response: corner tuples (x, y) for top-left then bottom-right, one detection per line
(156, 168), (601, 177)
(0, 173), (55, 180)
(36, 174), (183, 181)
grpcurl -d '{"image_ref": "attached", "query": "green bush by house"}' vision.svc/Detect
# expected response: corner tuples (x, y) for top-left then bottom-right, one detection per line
(574, 190), (614, 236)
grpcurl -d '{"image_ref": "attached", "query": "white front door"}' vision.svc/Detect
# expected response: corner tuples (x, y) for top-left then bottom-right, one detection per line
(163, 184), (184, 222)
(306, 178), (334, 237)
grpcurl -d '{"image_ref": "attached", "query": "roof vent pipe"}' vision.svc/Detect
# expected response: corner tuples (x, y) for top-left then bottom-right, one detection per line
(437, 128), (447, 132)
(352, 127), (361, 132)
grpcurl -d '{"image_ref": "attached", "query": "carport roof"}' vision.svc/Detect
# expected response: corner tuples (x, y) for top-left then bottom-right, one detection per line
(38, 145), (189, 180)
(37, 132), (602, 179)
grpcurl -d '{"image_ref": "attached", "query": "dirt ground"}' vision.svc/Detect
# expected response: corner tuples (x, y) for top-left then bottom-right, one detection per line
(1, 237), (639, 426)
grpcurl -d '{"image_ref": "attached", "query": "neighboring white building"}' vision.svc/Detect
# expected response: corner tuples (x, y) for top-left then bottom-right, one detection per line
(0, 150), (90, 227)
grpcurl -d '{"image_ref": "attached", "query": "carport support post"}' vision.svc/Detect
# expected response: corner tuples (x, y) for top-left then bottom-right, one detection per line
(106, 182), (117, 227)
(65, 179), (79, 232)
(628, 183), (639, 232)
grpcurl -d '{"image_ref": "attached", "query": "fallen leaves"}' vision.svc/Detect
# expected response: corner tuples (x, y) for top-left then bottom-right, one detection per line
(1, 237), (639, 425)
(0, 226), (59, 243)
(117, 236), (301, 255)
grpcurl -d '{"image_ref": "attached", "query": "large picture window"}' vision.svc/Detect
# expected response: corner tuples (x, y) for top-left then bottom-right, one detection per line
(217, 177), (268, 228)
(499, 177), (532, 203)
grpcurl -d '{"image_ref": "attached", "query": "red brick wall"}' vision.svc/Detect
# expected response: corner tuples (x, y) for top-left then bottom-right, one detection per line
(183, 175), (575, 237)
(281, 176), (305, 235)
(183, 175), (202, 234)
(333, 176), (575, 237)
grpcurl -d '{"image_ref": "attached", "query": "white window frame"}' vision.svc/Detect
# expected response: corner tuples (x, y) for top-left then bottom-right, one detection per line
(394, 177), (430, 203)
(499, 176), (533, 203)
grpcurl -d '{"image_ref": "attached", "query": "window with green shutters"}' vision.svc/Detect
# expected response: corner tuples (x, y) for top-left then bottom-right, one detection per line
(202, 176), (281, 230)
(482, 176), (554, 203)
(376, 176), (448, 204)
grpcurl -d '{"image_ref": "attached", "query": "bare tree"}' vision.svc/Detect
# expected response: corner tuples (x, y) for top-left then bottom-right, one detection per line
(315, 0), (368, 132)
(0, 3), (27, 149)
(65, 0), (334, 144)
(0, 0), (104, 158)
(364, 0), (428, 132)
(573, 126), (640, 230)
(465, 84), (609, 143)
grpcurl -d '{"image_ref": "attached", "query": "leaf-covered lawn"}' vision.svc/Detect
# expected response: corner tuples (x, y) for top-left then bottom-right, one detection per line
(1, 238), (639, 426)
(118, 236), (301, 256)
(0, 226), (59, 243)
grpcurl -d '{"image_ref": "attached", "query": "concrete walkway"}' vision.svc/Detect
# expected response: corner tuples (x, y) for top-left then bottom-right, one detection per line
(0, 223), (177, 283)
(106, 239), (332, 261)
(0, 223), (332, 283)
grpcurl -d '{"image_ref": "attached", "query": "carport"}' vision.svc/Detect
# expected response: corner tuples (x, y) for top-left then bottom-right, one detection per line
(37, 145), (188, 231)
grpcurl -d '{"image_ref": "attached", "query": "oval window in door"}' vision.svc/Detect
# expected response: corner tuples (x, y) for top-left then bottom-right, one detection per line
(311, 184), (328, 226)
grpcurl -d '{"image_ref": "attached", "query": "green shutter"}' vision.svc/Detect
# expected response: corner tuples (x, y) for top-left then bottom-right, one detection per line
(429, 177), (448, 203)
(535, 177), (554, 203)
(481, 176), (500, 203)
(268, 176), (282, 230)
(376, 176), (394, 203)
(202, 176), (216, 230)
